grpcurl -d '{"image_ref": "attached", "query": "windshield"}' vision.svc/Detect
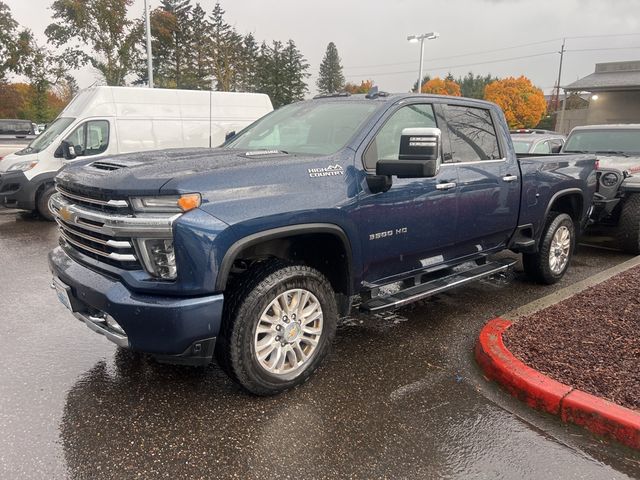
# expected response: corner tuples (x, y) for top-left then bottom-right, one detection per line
(226, 101), (379, 155)
(512, 140), (532, 154)
(16, 117), (75, 155)
(564, 129), (640, 155)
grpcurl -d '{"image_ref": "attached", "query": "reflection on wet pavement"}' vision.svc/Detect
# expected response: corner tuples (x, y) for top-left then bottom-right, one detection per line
(1, 212), (639, 479)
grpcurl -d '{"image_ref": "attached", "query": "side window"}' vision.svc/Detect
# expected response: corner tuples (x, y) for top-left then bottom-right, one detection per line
(549, 139), (564, 153)
(64, 120), (109, 157)
(443, 105), (501, 162)
(533, 140), (551, 154)
(364, 104), (437, 169)
(86, 120), (109, 155)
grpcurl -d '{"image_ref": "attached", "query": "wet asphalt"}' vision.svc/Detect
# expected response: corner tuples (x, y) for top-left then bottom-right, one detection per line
(1, 209), (639, 480)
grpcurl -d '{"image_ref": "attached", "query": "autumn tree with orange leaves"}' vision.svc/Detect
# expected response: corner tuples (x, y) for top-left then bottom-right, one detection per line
(420, 77), (461, 96)
(344, 80), (375, 94)
(484, 76), (546, 128)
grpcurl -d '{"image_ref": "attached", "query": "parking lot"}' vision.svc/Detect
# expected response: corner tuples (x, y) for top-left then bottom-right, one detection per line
(0, 209), (639, 479)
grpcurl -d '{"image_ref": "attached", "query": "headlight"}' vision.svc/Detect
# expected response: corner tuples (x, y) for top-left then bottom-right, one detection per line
(7, 160), (38, 172)
(130, 193), (201, 213)
(601, 172), (619, 187)
(135, 239), (177, 280)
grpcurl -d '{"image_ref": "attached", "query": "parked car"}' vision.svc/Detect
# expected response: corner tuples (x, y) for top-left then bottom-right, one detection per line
(48, 92), (597, 395)
(0, 86), (273, 220)
(562, 124), (640, 253)
(0, 119), (37, 139)
(510, 129), (566, 154)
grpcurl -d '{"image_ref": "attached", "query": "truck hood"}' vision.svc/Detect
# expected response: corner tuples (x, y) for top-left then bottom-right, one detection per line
(596, 154), (640, 175)
(55, 147), (356, 224)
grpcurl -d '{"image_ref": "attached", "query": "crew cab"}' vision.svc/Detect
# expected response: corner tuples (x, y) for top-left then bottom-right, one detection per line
(562, 124), (640, 253)
(48, 93), (597, 395)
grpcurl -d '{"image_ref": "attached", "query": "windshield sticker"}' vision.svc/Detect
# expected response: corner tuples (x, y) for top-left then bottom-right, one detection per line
(308, 165), (344, 177)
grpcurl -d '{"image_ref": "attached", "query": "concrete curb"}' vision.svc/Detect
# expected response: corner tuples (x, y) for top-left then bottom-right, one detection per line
(476, 319), (640, 450)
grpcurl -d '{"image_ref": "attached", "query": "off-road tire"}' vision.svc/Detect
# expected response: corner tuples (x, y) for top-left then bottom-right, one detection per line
(523, 212), (575, 285)
(216, 260), (337, 396)
(616, 194), (640, 254)
(36, 184), (56, 221)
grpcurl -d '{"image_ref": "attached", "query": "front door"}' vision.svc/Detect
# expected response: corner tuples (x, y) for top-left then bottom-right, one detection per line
(356, 102), (459, 284)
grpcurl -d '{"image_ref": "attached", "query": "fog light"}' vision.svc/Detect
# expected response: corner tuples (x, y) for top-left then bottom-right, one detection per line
(136, 239), (177, 279)
(105, 315), (126, 335)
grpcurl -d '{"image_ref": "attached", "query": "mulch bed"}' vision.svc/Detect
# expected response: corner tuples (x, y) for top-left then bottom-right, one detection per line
(504, 265), (640, 411)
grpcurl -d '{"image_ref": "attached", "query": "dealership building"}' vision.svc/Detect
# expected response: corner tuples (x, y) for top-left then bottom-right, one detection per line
(557, 60), (640, 133)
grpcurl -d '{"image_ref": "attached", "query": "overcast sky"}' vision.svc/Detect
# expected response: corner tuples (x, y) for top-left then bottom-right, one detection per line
(5, 0), (640, 94)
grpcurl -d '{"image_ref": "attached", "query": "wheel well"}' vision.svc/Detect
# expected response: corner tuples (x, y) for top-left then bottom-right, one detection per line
(549, 193), (583, 223)
(221, 232), (351, 296)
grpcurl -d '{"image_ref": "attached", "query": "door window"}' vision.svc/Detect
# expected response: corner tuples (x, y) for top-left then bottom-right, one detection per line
(64, 120), (109, 157)
(443, 105), (501, 162)
(533, 140), (551, 154)
(364, 104), (437, 169)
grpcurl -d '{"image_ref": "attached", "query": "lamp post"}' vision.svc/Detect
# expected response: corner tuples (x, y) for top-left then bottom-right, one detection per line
(144, 0), (153, 88)
(407, 32), (439, 93)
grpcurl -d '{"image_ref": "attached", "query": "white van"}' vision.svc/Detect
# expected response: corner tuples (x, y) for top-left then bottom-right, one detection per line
(0, 86), (273, 219)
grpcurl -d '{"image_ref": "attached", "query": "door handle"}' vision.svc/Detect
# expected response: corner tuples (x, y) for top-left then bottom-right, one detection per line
(502, 175), (518, 182)
(436, 182), (457, 191)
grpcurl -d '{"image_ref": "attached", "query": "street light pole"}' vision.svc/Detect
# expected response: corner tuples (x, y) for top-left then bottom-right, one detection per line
(144, 0), (153, 88)
(408, 32), (439, 93)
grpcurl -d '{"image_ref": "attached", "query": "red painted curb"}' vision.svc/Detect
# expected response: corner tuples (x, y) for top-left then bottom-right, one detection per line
(475, 318), (640, 450)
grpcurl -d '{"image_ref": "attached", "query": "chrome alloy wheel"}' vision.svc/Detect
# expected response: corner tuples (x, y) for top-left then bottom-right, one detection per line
(254, 288), (323, 377)
(549, 225), (571, 274)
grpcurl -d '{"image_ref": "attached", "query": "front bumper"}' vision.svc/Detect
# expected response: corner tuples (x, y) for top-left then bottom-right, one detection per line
(0, 170), (36, 210)
(48, 246), (224, 365)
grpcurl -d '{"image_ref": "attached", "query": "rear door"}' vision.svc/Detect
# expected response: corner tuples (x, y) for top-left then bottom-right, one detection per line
(441, 104), (520, 256)
(357, 101), (459, 284)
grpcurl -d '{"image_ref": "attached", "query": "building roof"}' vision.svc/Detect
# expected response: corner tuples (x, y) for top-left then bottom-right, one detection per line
(564, 60), (640, 92)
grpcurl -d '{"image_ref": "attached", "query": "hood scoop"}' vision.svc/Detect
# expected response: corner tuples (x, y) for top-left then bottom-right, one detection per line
(91, 160), (146, 171)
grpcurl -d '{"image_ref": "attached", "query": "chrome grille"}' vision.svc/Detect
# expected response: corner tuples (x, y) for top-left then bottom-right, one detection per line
(50, 187), (178, 271)
(57, 185), (131, 214)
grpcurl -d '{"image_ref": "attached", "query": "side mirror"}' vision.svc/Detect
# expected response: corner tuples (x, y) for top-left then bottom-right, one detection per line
(376, 127), (441, 178)
(225, 131), (236, 141)
(551, 145), (562, 154)
(60, 140), (77, 160)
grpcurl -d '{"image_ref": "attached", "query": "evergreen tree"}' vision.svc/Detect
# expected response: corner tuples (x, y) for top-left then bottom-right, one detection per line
(282, 40), (310, 104)
(185, 3), (212, 89)
(209, 2), (239, 91)
(456, 72), (498, 99)
(316, 42), (344, 94)
(161, 0), (193, 88)
(237, 33), (259, 91)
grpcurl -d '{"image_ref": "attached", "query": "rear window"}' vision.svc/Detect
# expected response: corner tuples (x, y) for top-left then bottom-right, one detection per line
(512, 141), (532, 154)
(443, 105), (501, 162)
(564, 129), (640, 154)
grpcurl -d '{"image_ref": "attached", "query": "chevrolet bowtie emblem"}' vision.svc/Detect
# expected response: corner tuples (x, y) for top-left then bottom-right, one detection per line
(59, 206), (74, 223)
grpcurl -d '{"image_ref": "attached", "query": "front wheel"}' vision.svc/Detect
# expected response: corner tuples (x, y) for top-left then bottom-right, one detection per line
(523, 212), (575, 284)
(616, 194), (640, 254)
(217, 260), (337, 395)
(36, 184), (56, 221)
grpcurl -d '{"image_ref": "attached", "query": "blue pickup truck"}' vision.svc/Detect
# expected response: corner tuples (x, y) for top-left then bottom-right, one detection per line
(48, 93), (597, 395)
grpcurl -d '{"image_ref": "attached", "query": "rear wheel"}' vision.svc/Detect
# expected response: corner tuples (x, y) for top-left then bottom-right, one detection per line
(616, 194), (640, 254)
(523, 212), (575, 284)
(36, 184), (56, 221)
(216, 260), (337, 395)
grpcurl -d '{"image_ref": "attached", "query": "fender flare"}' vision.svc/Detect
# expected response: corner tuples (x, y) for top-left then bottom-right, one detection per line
(215, 223), (354, 292)
(540, 188), (585, 238)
